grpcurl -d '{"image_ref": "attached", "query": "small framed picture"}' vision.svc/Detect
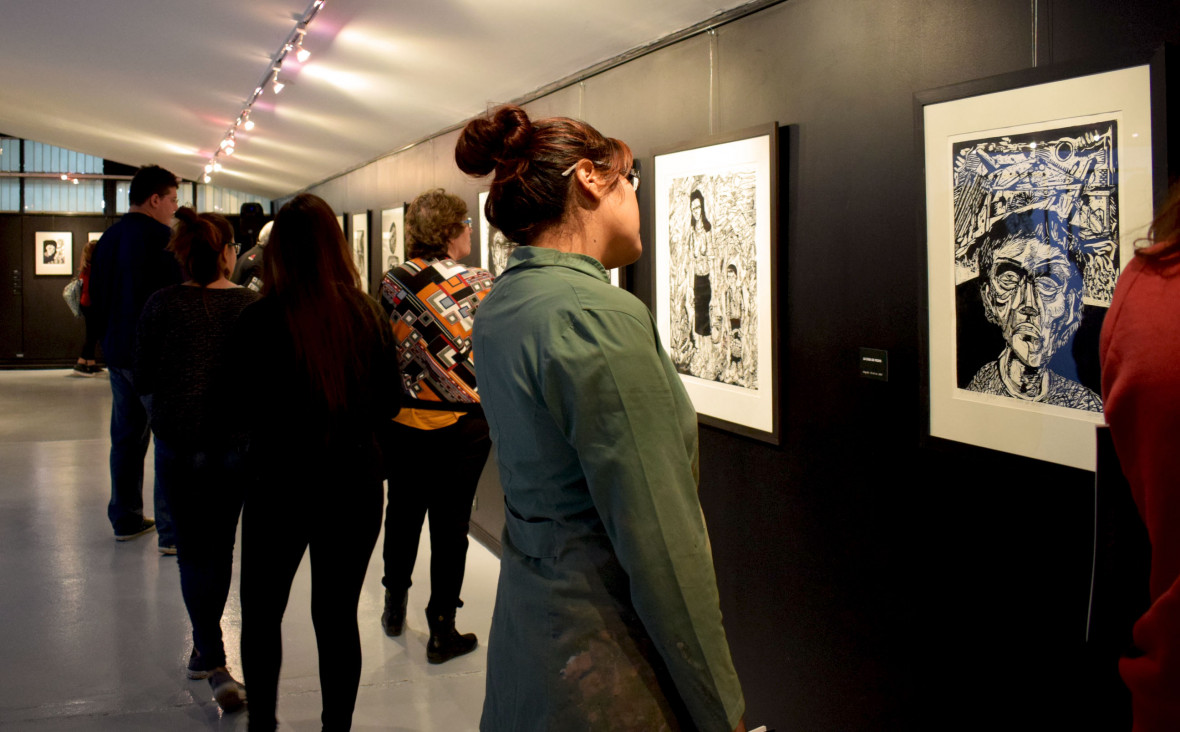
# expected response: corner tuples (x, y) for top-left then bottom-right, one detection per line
(380, 205), (406, 275)
(35, 232), (73, 276)
(349, 211), (370, 293)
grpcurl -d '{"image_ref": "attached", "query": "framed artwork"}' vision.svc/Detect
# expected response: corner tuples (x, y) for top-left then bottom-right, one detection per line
(380, 205), (405, 275)
(87, 232), (103, 244)
(653, 123), (780, 444)
(477, 191), (513, 276)
(918, 50), (1163, 470)
(35, 231), (72, 276)
(349, 211), (370, 293)
(336, 214), (345, 232)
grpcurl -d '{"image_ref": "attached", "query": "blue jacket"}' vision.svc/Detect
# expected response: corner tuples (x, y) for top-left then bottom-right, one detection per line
(89, 212), (181, 368)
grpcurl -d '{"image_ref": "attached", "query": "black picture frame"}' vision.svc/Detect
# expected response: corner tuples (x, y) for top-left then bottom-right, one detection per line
(652, 122), (781, 445)
(916, 46), (1168, 470)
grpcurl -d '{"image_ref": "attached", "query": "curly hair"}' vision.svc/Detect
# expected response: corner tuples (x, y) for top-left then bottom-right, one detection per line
(406, 188), (468, 260)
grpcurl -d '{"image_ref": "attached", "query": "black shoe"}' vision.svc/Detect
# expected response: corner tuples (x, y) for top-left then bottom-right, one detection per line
(425, 608), (477, 664)
(114, 518), (156, 541)
(187, 647), (212, 680)
(381, 589), (408, 637)
(72, 363), (93, 377)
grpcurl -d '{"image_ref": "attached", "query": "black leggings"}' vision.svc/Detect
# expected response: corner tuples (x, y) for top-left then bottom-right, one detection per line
(80, 305), (100, 360)
(240, 463), (383, 732)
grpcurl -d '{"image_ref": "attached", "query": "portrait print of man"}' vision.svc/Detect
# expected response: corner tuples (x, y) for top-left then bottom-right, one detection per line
(963, 208), (1102, 411)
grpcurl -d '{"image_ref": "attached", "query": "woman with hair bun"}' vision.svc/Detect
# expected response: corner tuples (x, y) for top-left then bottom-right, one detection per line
(457, 105), (747, 732)
(135, 208), (257, 712)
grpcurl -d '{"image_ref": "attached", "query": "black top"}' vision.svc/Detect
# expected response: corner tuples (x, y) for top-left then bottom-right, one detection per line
(231, 244), (265, 291)
(90, 212), (183, 368)
(226, 294), (402, 471)
(135, 285), (260, 447)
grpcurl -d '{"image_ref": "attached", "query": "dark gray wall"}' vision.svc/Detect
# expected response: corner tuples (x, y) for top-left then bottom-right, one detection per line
(4, 0), (1178, 727)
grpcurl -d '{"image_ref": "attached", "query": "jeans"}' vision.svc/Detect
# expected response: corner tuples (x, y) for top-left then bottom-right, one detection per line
(381, 414), (491, 613)
(154, 438), (245, 670)
(106, 366), (173, 545)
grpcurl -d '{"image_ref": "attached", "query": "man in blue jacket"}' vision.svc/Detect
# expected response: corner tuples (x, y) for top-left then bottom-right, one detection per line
(90, 165), (182, 551)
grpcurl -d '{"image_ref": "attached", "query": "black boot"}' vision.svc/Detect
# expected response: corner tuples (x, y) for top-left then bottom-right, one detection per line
(425, 606), (477, 664)
(381, 589), (408, 637)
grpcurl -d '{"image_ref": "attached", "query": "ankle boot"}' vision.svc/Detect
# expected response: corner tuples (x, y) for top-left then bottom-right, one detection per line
(381, 589), (408, 637)
(425, 607), (477, 664)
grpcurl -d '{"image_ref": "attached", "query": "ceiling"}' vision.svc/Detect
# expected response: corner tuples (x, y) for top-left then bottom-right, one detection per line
(0, 0), (756, 201)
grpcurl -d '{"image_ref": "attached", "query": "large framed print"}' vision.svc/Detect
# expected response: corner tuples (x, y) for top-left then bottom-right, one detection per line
(349, 211), (370, 293)
(918, 51), (1163, 470)
(380, 205), (405, 275)
(654, 123), (779, 444)
(35, 231), (72, 276)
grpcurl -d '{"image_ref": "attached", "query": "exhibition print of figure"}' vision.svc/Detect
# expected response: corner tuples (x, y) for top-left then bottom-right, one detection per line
(382, 206), (405, 275)
(953, 121), (1116, 412)
(667, 172), (757, 388)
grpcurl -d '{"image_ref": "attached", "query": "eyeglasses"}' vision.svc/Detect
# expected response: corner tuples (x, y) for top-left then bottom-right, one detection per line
(231, 243), (241, 255)
(561, 161), (640, 192)
(461, 217), (472, 228)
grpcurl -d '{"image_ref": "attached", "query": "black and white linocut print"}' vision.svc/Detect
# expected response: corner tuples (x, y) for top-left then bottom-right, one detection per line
(952, 120), (1117, 413)
(666, 171), (758, 389)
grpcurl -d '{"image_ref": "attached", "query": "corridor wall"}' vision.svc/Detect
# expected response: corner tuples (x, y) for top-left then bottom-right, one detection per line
(293, 0), (1180, 728)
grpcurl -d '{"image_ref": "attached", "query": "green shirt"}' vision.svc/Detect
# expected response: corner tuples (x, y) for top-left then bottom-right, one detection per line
(473, 246), (744, 731)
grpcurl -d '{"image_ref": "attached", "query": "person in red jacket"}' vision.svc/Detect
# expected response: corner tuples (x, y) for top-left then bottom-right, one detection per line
(1100, 184), (1180, 732)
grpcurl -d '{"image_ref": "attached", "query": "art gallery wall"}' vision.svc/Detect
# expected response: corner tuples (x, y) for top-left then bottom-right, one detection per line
(291, 1), (1178, 729)
(0, 212), (251, 364)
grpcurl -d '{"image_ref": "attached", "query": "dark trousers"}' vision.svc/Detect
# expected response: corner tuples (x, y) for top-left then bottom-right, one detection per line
(107, 367), (173, 544)
(79, 305), (99, 361)
(381, 414), (491, 614)
(241, 457), (383, 732)
(154, 438), (245, 670)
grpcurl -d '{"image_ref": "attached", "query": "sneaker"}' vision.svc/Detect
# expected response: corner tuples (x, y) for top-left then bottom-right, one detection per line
(187, 647), (212, 680)
(208, 667), (246, 712)
(159, 544), (177, 556)
(114, 518), (156, 541)
(71, 363), (93, 377)
(87, 364), (106, 376)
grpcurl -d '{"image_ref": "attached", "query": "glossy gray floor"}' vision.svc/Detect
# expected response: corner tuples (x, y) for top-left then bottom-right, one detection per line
(0, 369), (498, 731)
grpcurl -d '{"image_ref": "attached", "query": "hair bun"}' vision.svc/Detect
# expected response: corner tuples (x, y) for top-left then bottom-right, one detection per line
(456, 105), (534, 177)
(174, 206), (199, 225)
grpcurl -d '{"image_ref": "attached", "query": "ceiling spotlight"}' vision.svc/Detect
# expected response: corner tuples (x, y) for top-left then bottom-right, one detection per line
(60, 173), (69, 180)
(244, 119), (255, 131)
(220, 139), (230, 149)
(213, 161), (222, 172)
(296, 44), (311, 63)
(273, 77), (285, 94)
(225, 145), (235, 156)
(204, 163), (213, 173)
(72, 178), (79, 185)
(203, 174), (212, 184)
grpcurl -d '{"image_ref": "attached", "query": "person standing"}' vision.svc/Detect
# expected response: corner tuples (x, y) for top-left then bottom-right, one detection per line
(231, 193), (400, 732)
(89, 164), (182, 551)
(457, 105), (746, 732)
(135, 209), (257, 711)
(73, 239), (104, 376)
(377, 188), (493, 663)
(1100, 185), (1180, 732)
(232, 219), (272, 291)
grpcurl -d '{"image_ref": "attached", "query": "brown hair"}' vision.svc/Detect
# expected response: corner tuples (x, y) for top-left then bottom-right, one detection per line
(264, 193), (384, 413)
(1137, 182), (1180, 258)
(406, 188), (467, 260)
(80, 239), (99, 275)
(168, 207), (229, 285)
(454, 105), (632, 246)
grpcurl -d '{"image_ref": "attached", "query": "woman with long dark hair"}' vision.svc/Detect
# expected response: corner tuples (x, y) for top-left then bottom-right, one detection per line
(74, 238), (104, 375)
(135, 208), (257, 711)
(230, 193), (400, 732)
(456, 105), (746, 732)
(1100, 184), (1180, 732)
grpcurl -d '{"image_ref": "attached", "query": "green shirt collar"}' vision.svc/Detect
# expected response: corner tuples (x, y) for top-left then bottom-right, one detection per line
(503, 246), (609, 283)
